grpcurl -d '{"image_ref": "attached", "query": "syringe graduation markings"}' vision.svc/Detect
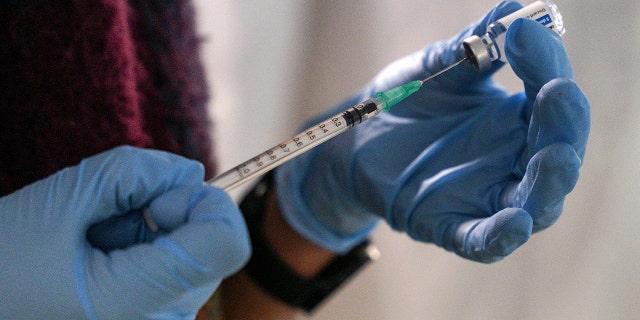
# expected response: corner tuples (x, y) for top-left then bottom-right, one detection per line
(210, 79), (426, 192)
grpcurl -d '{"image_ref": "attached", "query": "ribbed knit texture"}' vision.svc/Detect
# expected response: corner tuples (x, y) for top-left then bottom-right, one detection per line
(0, 0), (216, 196)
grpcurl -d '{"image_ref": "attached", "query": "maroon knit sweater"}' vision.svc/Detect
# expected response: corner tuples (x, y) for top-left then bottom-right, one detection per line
(0, 0), (216, 196)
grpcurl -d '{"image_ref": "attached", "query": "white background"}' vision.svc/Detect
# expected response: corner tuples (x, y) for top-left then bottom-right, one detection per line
(194, 1), (640, 319)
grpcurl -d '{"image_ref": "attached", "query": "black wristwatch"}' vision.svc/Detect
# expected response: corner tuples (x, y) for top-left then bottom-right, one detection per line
(239, 173), (379, 312)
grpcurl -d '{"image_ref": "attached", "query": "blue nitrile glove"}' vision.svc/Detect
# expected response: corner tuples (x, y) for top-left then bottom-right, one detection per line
(0, 146), (250, 319)
(276, 1), (590, 262)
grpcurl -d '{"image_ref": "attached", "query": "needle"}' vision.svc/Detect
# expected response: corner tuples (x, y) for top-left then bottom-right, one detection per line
(421, 57), (469, 84)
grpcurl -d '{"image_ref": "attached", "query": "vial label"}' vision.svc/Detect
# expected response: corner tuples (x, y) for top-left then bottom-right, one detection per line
(497, 1), (563, 35)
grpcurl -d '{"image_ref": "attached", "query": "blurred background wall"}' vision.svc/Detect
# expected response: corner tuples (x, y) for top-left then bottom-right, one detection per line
(193, 1), (640, 319)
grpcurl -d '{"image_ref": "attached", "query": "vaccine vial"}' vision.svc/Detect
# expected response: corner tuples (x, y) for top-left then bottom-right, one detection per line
(462, 1), (565, 72)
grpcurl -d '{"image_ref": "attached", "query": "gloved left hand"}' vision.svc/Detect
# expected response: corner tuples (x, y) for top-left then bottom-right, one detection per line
(0, 146), (250, 319)
(275, 1), (590, 262)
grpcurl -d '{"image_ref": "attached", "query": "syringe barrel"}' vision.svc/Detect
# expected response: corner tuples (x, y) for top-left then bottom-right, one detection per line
(209, 98), (383, 192)
(462, 1), (565, 72)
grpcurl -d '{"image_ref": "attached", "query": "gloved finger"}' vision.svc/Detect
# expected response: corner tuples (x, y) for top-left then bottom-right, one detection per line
(525, 78), (590, 162)
(85, 169), (218, 252)
(86, 191), (258, 253)
(508, 143), (581, 232)
(86, 209), (164, 252)
(453, 207), (532, 263)
(147, 185), (215, 230)
(83, 185), (250, 318)
(71, 146), (204, 224)
(506, 18), (574, 106)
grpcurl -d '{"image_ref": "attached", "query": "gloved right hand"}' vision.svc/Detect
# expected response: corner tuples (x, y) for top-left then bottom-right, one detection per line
(0, 146), (250, 319)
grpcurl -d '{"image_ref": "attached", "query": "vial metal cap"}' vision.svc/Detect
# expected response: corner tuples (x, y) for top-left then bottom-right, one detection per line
(462, 35), (491, 72)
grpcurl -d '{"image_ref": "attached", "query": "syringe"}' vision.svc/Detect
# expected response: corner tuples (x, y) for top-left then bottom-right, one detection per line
(210, 79), (426, 192)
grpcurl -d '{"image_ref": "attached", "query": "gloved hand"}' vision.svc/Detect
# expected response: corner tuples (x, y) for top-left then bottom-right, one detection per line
(275, 0), (590, 262)
(0, 146), (250, 319)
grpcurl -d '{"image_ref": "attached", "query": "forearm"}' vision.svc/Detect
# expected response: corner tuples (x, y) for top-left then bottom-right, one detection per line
(218, 190), (336, 320)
